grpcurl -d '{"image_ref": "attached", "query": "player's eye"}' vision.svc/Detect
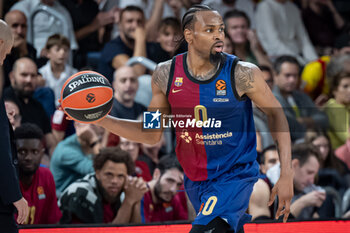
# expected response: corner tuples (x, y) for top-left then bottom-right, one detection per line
(219, 27), (224, 33)
(206, 29), (212, 33)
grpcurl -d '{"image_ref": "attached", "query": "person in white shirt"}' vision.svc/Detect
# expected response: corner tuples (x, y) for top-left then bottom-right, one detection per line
(39, 34), (77, 107)
(255, 0), (318, 65)
(10, 0), (78, 59)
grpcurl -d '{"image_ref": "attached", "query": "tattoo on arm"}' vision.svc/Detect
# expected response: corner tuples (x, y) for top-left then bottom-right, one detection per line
(153, 60), (171, 94)
(235, 63), (255, 93)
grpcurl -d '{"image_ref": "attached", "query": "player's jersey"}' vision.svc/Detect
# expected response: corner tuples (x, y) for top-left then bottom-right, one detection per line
(167, 53), (257, 181)
(17, 167), (62, 224)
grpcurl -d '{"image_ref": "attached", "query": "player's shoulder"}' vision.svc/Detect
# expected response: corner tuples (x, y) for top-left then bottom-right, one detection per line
(154, 59), (173, 74)
(234, 61), (261, 94)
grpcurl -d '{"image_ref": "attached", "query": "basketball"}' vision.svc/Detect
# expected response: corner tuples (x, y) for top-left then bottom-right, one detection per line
(60, 71), (113, 123)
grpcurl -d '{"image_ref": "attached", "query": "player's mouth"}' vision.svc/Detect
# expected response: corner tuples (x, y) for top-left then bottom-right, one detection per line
(213, 41), (224, 53)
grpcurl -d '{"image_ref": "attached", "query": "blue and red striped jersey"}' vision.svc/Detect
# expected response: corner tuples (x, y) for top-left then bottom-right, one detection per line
(167, 53), (257, 181)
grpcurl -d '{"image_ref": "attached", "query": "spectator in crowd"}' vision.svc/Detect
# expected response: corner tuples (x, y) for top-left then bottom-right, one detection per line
(301, 40), (350, 106)
(254, 65), (274, 151)
(139, 138), (165, 175)
(98, 6), (169, 82)
(202, 0), (236, 22)
(59, 147), (148, 224)
(259, 145), (280, 175)
(301, 0), (345, 56)
(3, 10), (36, 89)
(0, 19), (29, 232)
(223, 32), (234, 54)
(38, 34), (77, 107)
(141, 154), (188, 223)
(272, 55), (329, 142)
(223, 10), (271, 68)
(59, 0), (117, 69)
(305, 130), (350, 192)
(119, 137), (152, 181)
(323, 72), (350, 149)
(14, 123), (61, 224)
(4, 57), (57, 155)
(4, 99), (21, 130)
(10, 0), (78, 59)
(110, 65), (146, 119)
(50, 122), (104, 196)
(157, 17), (184, 58)
(255, 0), (318, 65)
(290, 143), (326, 220)
(335, 128), (350, 170)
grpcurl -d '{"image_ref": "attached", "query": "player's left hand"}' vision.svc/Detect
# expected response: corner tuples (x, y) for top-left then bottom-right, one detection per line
(268, 171), (294, 223)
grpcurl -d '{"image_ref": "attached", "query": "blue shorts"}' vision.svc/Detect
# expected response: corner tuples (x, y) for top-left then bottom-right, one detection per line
(184, 161), (259, 232)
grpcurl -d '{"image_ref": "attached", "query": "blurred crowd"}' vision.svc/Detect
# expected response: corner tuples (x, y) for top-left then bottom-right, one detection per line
(1, 0), (350, 226)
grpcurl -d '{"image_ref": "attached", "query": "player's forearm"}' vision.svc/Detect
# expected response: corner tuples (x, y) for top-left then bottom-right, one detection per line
(96, 115), (162, 145)
(267, 108), (292, 175)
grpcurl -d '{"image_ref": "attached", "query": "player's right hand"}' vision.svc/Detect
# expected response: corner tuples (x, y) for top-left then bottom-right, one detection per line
(13, 197), (29, 224)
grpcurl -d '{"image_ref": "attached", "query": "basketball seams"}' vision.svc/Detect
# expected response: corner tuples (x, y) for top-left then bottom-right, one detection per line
(63, 96), (113, 111)
(61, 86), (113, 101)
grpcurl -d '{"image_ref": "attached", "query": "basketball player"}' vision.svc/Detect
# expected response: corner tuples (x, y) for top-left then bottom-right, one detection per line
(96, 5), (293, 232)
(0, 19), (29, 232)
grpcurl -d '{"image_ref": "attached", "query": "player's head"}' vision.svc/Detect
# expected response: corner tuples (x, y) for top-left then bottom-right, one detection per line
(94, 147), (135, 203)
(153, 155), (184, 203)
(4, 99), (21, 130)
(10, 57), (38, 98)
(291, 143), (321, 192)
(113, 66), (139, 105)
(119, 137), (140, 162)
(0, 19), (14, 65)
(15, 123), (44, 177)
(158, 17), (182, 54)
(4, 10), (27, 49)
(223, 10), (250, 45)
(182, 5), (225, 64)
(260, 145), (280, 174)
(45, 34), (70, 66)
(273, 55), (300, 94)
(119, 5), (145, 42)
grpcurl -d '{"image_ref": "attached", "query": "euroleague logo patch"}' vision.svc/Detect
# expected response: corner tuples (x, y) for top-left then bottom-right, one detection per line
(86, 93), (96, 103)
(215, 79), (226, 96)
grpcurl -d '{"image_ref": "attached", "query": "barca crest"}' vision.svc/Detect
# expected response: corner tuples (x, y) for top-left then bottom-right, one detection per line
(175, 77), (183, 87)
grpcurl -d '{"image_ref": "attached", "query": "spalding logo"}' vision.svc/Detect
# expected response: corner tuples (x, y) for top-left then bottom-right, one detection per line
(86, 93), (96, 103)
(68, 75), (106, 92)
(84, 111), (103, 120)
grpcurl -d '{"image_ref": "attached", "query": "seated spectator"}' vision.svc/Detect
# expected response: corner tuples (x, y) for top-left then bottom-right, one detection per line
(10, 0), (78, 59)
(4, 57), (57, 155)
(38, 34), (77, 107)
(119, 137), (152, 181)
(98, 6), (169, 81)
(301, 0), (345, 56)
(335, 128), (350, 170)
(301, 43), (350, 106)
(4, 99), (21, 130)
(139, 136), (165, 175)
(50, 122), (104, 196)
(323, 72), (350, 149)
(14, 123), (61, 224)
(157, 17), (184, 58)
(3, 10), (36, 89)
(254, 65), (274, 151)
(59, 0), (117, 69)
(223, 10), (271, 68)
(259, 145), (279, 175)
(305, 130), (350, 192)
(272, 55), (329, 142)
(59, 147), (148, 224)
(255, 0), (318, 65)
(141, 155), (188, 223)
(110, 65), (146, 119)
(290, 143), (326, 220)
(223, 32), (234, 54)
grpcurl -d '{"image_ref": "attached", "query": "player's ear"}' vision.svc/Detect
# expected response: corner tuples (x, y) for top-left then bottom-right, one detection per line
(153, 168), (161, 180)
(184, 28), (193, 44)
